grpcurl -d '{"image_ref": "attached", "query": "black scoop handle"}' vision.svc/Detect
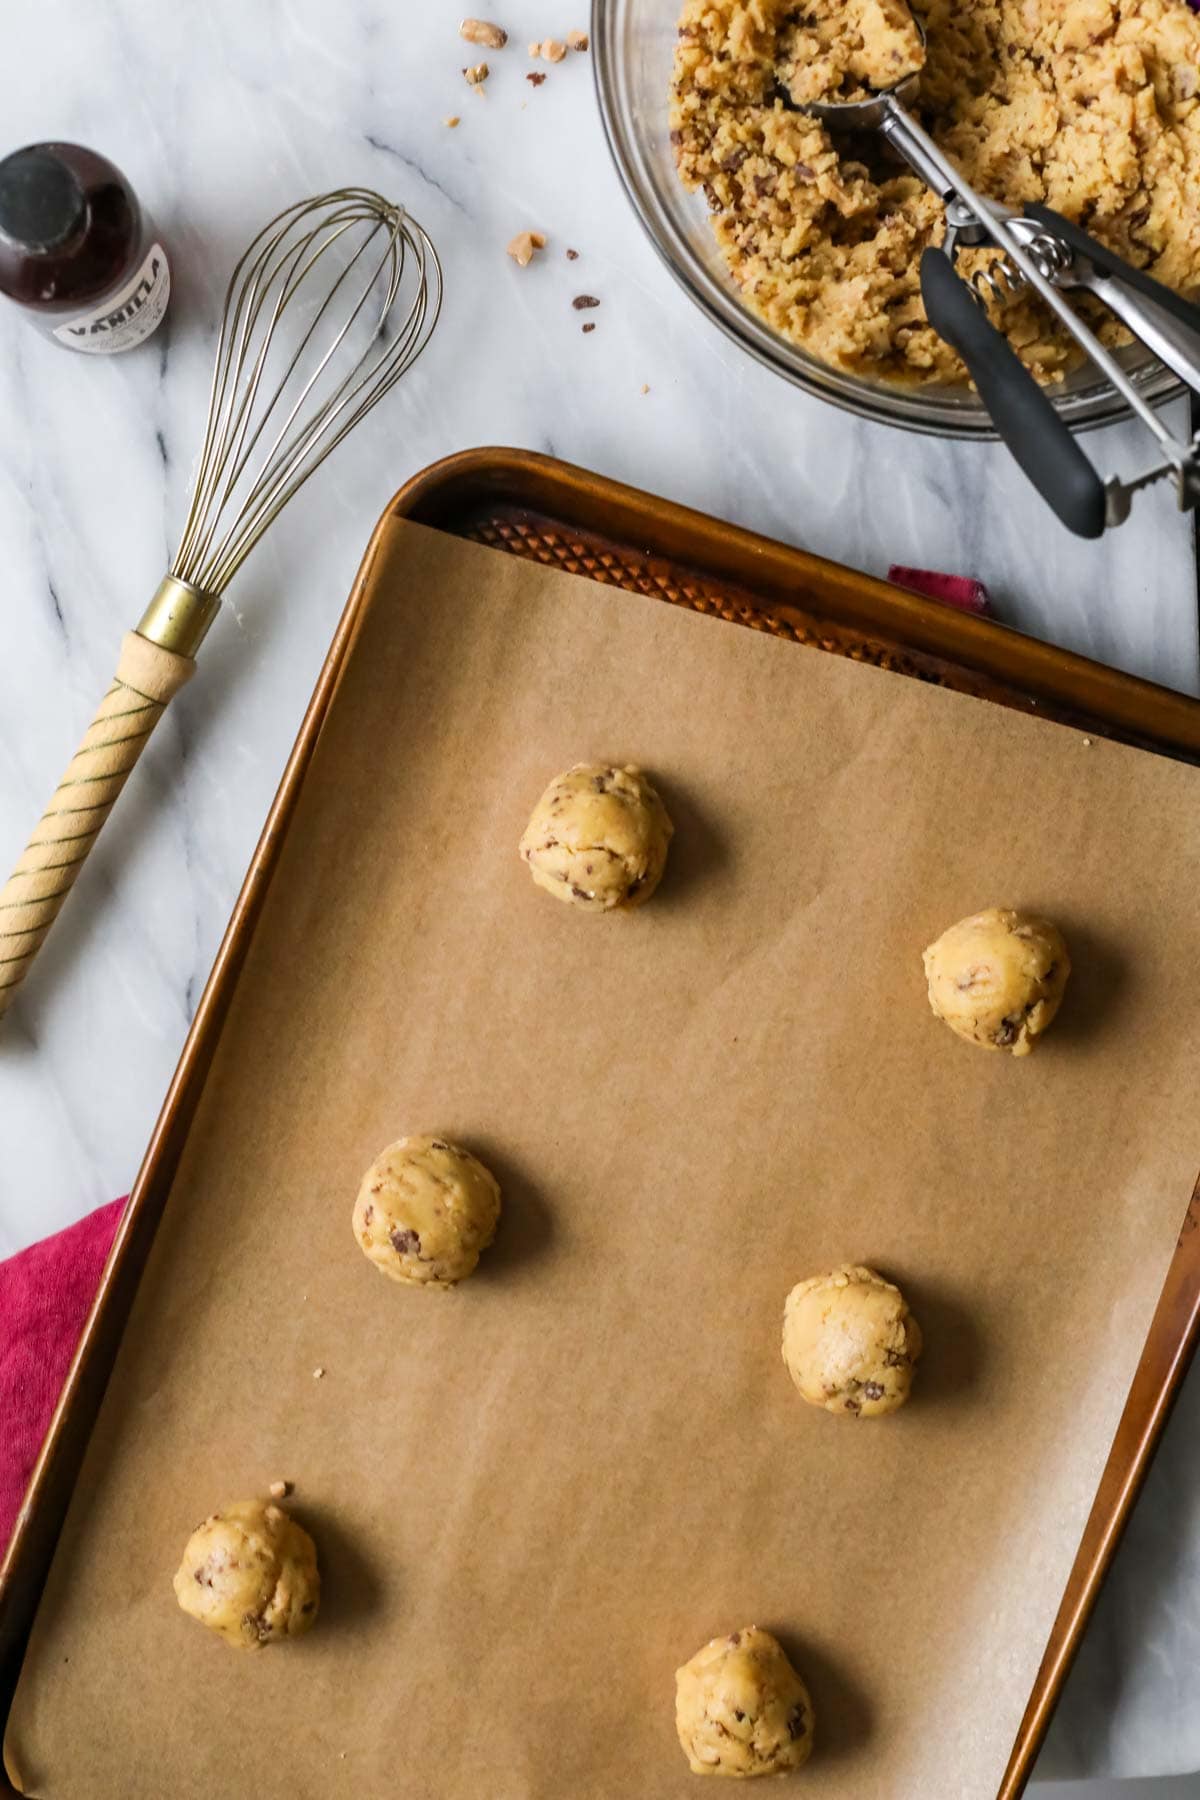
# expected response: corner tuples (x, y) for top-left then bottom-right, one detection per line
(920, 247), (1107, 539)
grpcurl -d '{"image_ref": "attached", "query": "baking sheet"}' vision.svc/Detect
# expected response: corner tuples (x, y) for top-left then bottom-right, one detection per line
(8, 519), (1200, 1800)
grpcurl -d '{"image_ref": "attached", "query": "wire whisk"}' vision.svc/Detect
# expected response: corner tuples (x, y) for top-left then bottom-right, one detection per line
(0, 187), (442, 1019)
(175, 188), (440, 595)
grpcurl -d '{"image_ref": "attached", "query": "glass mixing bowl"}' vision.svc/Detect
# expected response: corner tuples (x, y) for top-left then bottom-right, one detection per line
(592, 0), (1181, 438)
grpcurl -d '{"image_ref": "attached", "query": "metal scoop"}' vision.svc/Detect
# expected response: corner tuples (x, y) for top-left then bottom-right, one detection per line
(782, 44), (1200, 536)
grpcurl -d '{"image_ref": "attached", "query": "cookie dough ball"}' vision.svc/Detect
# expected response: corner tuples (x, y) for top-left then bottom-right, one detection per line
(923, 907), (1070, 1055)
(352, 1134), (501, 1287)
(675, 1626), (815, 1777)
(518, 763), (673, 911)
(783, 1264), (921, 1418)
(173, 1500), (319, 1649)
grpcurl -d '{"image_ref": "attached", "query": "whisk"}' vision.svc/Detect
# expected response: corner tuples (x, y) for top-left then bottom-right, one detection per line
(0, 187), (442, 1020)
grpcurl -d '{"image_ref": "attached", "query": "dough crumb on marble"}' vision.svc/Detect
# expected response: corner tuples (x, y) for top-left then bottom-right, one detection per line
(675, 1625), (815, 1776)
(782, 1263), (921, 1416)
(353, 1134), (501, 1287)
(923, 906), (1070, 1054)
(173, 1500), (319, 1649)
(507, 228), (547, 266)
(519, 762), (673, 911)
(460, 18), (508, 49)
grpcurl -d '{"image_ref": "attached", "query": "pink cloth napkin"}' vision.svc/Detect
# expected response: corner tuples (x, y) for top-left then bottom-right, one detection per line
(0, 1197), (126, 1562)
(888, 565), (992, 616)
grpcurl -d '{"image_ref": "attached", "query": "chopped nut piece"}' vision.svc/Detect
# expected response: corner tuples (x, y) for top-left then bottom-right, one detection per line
(526, 70), (546, 85)
(640, 383), (650, 393)
(572, 293), (601, 309)
(507, 229), (547, 266)
(567, 28), (589, 49)
(312, 1366), (325, 1380)
(528, 39), (540, 54)
(268, 1480), (293, 1500)
(459, 17), (507, 47)
(463, 61), (489, 86)
(540, 37), (567, 61)
(444, 114), (461, 127)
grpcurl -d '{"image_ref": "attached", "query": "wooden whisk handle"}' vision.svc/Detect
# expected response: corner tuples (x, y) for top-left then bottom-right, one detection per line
(0, 632), (195, 1020)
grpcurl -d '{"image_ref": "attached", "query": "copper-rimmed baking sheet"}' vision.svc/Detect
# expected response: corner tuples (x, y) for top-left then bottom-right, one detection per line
(3, 450), (1200, 1800)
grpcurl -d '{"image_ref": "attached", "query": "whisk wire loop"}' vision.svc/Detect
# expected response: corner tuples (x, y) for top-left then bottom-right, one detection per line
(171, 187), (441, 597)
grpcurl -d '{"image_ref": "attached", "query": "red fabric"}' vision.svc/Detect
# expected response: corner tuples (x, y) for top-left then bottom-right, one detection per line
(888, 565), (992, 616)
(0, 1197), (126, 1561)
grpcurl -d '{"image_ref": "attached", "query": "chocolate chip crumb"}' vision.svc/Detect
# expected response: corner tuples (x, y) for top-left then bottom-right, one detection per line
(391, 1226), (422, 1255)
(582, 322), (595, 332)
(863, 1381), (885, 1401)
(430, 1139), (449, 1150)
(526, 70), (546, 85)
(788, 1705), (807, 1740)
(566, 247), (579, 259)
(570, 885), (591, 900)
(572, 293), (601, 309)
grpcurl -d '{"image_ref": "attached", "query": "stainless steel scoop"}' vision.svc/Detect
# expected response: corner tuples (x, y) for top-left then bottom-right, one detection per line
(786, 57), (1200, 535)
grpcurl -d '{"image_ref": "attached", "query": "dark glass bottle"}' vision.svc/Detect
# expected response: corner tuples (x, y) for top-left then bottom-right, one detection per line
(0, 142), (170, 353)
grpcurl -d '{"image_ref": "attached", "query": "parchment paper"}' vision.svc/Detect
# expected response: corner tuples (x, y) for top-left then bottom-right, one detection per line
(8, 519), (1200, 1800)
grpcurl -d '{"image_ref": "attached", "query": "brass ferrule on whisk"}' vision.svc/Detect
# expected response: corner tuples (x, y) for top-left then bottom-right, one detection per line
(136, 575), (222, 660)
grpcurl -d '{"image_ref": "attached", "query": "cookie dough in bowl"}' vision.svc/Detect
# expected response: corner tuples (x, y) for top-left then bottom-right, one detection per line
(779, 0), (926, 106)
(675, 1626), (815, 1776)
(671, 0), (1200, 386)
(353, 1135), (502, 1287)
(782, 1264), (921, 1416)
(923, 907), (1070, 1054)
(173, 1500), (319, 1649)
(519, 762), (673, 911)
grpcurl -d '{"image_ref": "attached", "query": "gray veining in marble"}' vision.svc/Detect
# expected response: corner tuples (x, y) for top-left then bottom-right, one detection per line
(1, 1), (1198, 1788)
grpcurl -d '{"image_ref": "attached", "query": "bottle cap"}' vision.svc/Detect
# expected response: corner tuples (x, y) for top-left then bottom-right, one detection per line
(0, 147), (88, 253)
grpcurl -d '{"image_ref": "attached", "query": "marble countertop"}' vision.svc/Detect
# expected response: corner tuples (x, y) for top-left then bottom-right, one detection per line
(1, 0), (1198, 1788)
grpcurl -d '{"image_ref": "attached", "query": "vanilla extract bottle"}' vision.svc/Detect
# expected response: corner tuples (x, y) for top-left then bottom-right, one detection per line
(0, 142), (170, 353)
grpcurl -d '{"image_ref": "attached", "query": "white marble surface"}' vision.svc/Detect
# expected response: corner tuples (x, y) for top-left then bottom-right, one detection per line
(1, 0), (1198, 1788)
